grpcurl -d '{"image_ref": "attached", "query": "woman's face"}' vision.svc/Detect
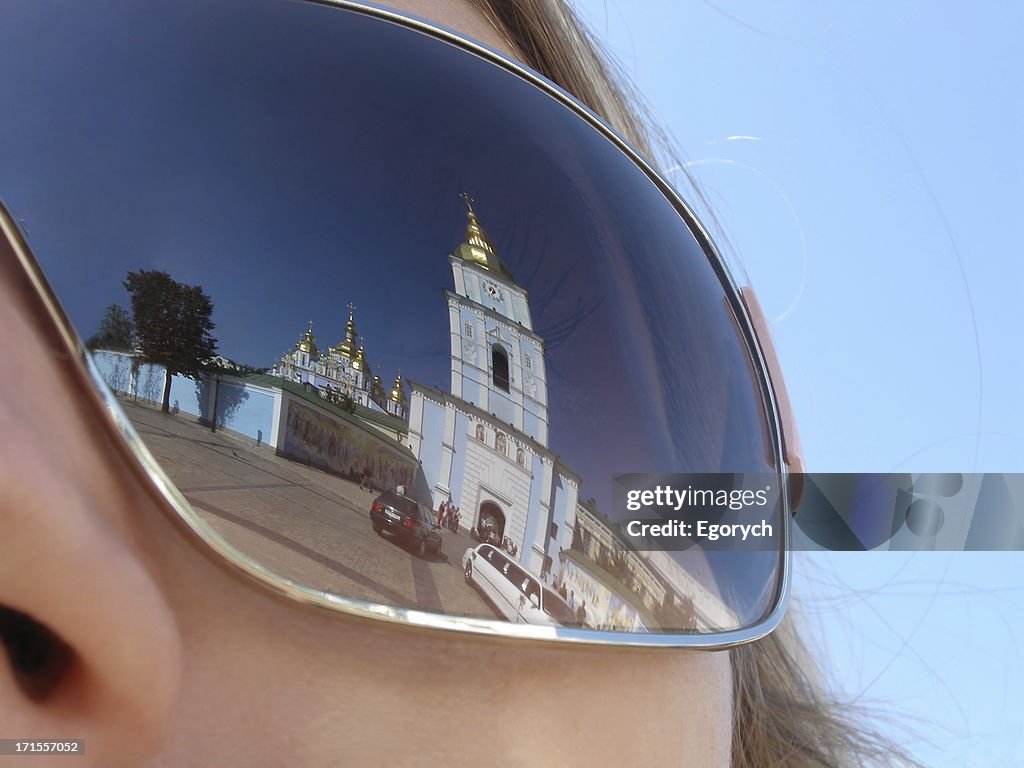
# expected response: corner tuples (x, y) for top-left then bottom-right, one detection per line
(0, 1), (732, 765)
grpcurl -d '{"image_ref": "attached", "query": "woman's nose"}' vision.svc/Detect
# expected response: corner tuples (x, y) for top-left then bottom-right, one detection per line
(0, 237), (183, 766)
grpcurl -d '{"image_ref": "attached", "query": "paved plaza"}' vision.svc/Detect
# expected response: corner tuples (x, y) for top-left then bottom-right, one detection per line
(121, 399), (496, 621)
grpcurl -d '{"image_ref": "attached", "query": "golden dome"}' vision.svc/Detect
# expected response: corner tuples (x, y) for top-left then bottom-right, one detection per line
(353, 339), (370, 375)
(297, 320), (319, 358)
(456, 194), (516, 282)
(337, 302), (357, 359)
(390, 371), (406, 403)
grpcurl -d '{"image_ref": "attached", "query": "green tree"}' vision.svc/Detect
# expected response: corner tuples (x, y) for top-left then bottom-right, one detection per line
(86, 303), (134, 351)
(124, 270), (217, 413)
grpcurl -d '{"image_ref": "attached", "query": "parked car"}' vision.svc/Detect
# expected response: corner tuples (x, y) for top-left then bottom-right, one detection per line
(370, 490), (442, 557)
(461, 543), (575, 626)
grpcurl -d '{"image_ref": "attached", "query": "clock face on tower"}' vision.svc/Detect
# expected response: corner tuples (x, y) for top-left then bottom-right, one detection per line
(484, 281), (503, 301)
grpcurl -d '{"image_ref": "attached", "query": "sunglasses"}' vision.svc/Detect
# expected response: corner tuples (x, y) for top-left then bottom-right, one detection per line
(0, 0), (792, 648)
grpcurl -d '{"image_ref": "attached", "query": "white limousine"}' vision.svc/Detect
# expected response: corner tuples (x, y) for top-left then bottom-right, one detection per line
(462, 543), (577, 626)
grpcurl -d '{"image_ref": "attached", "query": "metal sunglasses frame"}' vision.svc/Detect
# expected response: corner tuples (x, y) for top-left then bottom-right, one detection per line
(0, 0), (792, 649)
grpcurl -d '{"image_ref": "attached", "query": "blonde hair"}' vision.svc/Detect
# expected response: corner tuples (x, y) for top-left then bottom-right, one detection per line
(467, 1), (920, 765)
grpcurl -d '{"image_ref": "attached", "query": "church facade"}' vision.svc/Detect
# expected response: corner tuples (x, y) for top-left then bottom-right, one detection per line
(407, 197), (579, 580)
(269, 196), (581, 581)
(272, 306), (407, 420)
(92, 194), (720, 626)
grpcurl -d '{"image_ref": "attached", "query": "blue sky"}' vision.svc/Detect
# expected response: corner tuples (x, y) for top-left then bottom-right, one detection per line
(569, 1), (1023, 763)
(577, 0), (1022, 474)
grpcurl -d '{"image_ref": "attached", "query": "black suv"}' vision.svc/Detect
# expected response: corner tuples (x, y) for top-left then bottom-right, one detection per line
(370, 490), (442, 557)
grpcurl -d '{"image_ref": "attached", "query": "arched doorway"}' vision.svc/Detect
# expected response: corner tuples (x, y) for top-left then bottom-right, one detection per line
(477, 501), (506, 541)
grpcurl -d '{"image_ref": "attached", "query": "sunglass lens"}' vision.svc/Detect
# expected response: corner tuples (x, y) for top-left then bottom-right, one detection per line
(0, 0), (785, 637)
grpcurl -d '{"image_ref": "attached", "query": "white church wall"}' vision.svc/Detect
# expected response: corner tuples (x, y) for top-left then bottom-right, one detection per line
(547, 472), (579, 577)
(489, 385), (516, 426)
(90, 350), (205, 416)
(414, 396), (448, 505)
(519, 455), (550, 575)
(190, 377), (278, 441)
(407, 390), (425, 456)
(460, 264), (483, 306)
(451, 307), (493, 411)
(461, 377), (481, 407)
(521, 409), (542, 445)
(462, 436), (533, 553)
(437, 405), (457, 502)
(90, 351), (279, 443)
(447, 411), (470, 520)
(90, 350), (135, 396)
(512, 294), (530, 327)
(520, 339), (547, 404)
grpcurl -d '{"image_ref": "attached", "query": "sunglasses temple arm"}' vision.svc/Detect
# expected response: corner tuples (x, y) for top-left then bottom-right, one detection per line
(740, 286), (805, 509)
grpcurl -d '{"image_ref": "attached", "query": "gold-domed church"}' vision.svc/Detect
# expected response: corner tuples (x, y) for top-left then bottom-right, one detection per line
(273, 306), (407, 420)
(273, 195), (579, 581)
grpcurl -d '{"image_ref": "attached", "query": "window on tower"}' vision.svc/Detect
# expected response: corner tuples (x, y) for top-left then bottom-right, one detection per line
(492, 345), (510, 392)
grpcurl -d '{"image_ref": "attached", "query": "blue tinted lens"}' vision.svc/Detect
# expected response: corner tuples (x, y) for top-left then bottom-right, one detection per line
(0, 0), (785, 636)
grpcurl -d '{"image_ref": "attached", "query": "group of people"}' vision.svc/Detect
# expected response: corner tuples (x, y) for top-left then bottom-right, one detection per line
(556, 583), (589, 628)
(436, 499), (461, 531)
(470, 525), (519, 556)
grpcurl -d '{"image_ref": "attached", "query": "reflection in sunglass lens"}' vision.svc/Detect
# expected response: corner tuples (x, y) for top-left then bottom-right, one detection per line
(0, 0), (784, 638)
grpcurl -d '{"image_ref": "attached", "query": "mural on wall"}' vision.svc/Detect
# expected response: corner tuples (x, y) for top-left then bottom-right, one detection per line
(558, 557), (647, 633)
(282, 399), (416, 493)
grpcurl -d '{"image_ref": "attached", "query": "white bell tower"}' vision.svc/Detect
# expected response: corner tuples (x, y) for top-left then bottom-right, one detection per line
(445, 195), (550, 446)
